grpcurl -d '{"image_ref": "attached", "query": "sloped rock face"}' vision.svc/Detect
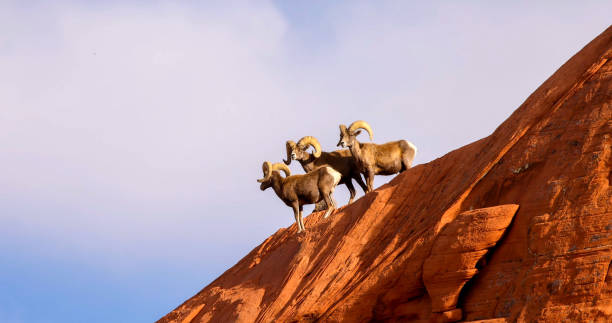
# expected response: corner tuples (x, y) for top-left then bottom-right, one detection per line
(158, 26), (612, 323)
(423, 205), (519, 319)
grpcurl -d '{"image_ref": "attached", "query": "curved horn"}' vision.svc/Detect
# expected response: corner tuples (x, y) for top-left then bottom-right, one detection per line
(297, 136), (322, 158)
(348, 120), (373, 141)
(271, 162), (291, 177)
(283, 140), (296, 165)
(257, 161), (272, 183)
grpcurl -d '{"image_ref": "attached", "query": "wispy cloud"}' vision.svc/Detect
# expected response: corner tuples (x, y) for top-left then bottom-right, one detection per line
(1, 1), (610, 322)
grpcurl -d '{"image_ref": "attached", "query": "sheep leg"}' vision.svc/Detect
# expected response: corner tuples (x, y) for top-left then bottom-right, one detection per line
(329, 192), (338, 209)
(292, 203), (303, 233)
(354, 174), (368, 194)
(322, 191), (336, 219)
(345, 180), (356, 204)
(298, 205), (305, 232)
(366, 170), (375, 192)
(401, 154), (412, 172)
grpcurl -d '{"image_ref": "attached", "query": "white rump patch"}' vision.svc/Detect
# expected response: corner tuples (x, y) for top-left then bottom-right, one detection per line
(326, 167), (342, 186)
(407, 141), (417, 154)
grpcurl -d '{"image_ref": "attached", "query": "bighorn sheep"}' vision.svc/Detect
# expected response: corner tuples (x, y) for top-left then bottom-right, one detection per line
(257, 161), (341, 233)
(337, 120), (417, 193)
(283, 136), (367, 205)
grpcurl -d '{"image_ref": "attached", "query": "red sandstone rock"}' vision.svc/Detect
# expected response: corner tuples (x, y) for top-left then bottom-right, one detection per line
(424, 205), (519, 314)
(158, 25), (612, 323)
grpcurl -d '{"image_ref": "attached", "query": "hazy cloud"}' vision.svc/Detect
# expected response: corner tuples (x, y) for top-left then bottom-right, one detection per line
(1, 1), (610, 321)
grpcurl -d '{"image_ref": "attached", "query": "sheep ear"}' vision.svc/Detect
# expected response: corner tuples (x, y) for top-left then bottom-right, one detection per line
(353, 130), (361, 136)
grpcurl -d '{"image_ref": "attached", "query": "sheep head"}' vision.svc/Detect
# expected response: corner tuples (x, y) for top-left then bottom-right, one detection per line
(257, 161), (291, 190)
(338, 120), (373, 148)
(284, 136), (322, 165)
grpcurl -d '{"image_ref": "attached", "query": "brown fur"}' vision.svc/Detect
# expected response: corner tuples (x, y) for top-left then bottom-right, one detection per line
(258, 163), (341, 233)
(284, 138), (367, 205)
(338, 124), (416, 192)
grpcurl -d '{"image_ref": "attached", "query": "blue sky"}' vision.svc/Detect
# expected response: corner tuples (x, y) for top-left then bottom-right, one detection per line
(1, 1), (610, 322)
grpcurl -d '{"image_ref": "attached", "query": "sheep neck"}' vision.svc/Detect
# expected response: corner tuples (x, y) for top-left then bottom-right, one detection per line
(298, 154), (317, 173)
(349, 140), (366, 169)
(270, 172), (286, 200)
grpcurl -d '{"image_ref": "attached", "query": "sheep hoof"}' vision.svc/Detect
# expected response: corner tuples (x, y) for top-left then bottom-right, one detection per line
(323, 209), (334, 219)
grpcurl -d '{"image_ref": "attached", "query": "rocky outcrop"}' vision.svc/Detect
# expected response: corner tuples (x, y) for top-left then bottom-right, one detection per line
(158, 25), (612, 322)
(424, 205), (519, 320)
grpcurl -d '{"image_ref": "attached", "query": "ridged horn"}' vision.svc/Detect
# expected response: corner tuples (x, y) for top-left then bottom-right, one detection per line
(283, 140), (296, 165)
(348, 120), (373, 141)
(297, 136), (322, 158)
(271, 162), (291, 177)
(257, 161), (272, 183)
(338, 124), (348, 146)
